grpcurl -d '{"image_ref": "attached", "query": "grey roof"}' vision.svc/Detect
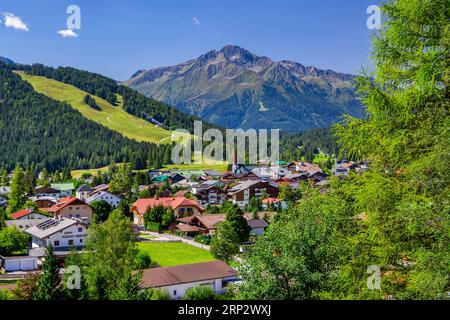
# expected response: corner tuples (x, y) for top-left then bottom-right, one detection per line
(85, 191), (120, 203)
(203, 170), (222, 176)
(5, 219), (42, 230)
(228, 180), (277, 195)
(227, 180), (260, 194)
(76, 184), (92, 192)
(247, 219), (269, 229)
(25, 218), (80, 239)
(29, 196), (58, 202)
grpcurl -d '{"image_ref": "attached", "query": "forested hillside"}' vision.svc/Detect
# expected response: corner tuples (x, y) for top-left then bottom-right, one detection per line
(15, 64), (218, 133)
(0, 65), (173, 172)
(280, 128), (340, 162)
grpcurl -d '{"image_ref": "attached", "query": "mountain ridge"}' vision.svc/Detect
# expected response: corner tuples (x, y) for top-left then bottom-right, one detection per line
(0, 56), (14, 65)
(125, 45), (364, 131)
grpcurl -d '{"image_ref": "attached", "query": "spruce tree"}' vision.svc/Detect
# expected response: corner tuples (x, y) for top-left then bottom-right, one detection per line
(33, 246), (60, 300)
(8, 165), (27, 214)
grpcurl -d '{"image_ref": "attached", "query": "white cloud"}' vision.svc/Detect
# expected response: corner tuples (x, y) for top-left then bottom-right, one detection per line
(57, 29), (78, 38)
(192, 17), (201, 26)
(3, 12), (29, 31)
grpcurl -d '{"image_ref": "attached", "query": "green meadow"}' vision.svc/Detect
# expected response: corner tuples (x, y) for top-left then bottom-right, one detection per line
(137, 242), (216, 267)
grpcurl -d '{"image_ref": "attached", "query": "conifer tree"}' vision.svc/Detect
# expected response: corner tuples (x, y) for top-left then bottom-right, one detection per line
(33, 246), (60, 300)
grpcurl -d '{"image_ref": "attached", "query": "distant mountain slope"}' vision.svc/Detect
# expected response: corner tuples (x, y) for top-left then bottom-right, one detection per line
(125, 45), (364, 131)
(16, 72), (171, 144)
(0, 56), (14, 65)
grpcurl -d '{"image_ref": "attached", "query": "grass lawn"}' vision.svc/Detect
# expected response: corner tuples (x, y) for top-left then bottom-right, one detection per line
(138, 242), (216, 267)
(16, 71), (171, 144)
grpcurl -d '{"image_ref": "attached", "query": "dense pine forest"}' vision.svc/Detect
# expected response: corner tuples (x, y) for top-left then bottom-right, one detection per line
(0, 65), (173, 172)
(280, 128), (339, 162)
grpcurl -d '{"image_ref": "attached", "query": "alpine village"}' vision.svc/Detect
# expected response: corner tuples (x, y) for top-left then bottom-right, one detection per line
(0, 0), (449, 302)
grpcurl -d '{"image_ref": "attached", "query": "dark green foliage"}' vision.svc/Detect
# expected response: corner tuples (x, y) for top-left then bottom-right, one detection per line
(194, 234), (212, 245)
(83, 94), (101, 111)
(91, 200), (113, 223)
(210, 221), (240, 263)
(134, 251), (152, 270)
(33, 246), (60, 300)
(0, 226), (30, 255)
(224, 203), (250, 244)
(83, 210), (142, 300)
(143, 205), (174, 231)
(280, 128), (342, 162)
(182, 285), (216, 300)
(239, 189), (350, 300)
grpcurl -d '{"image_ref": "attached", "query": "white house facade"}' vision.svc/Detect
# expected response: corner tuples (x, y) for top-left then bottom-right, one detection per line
(26, 218), (88, 250)
(86, 191), (121, 208)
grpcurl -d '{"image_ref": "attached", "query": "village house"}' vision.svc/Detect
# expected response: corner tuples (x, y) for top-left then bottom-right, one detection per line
(25, 217), (88, 250)
(5, 219), (42, 230)
(176, 213), (269, 237)
(0, 255), (38, 272)
(191, 182), (227, 206)
(139, 261), (238, 300)
(10, 209), (49, 220)
(91, 184), (110, 194)
(227, 180), (279, 208)
(286, 161), (322, 175)
(29, 196), (58, 209)
(51, 183), (75, 197)
(34, 186), (61, 199)
(76, 184), (93, 201)
(131, 197), (205, 226)
(252, 166), (291, 181)
(262, 198), (288, 210)
(85, 191), (121, 208)
(41, 196), (93, 224)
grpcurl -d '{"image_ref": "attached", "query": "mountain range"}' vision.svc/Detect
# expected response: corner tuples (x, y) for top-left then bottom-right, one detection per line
(0, 56), (14, 65)
(125, 45), (364, 131)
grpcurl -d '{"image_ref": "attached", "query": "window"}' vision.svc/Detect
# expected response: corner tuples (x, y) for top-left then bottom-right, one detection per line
(54, 240), (60, 246)
(68, 240), (74, 246)
(173, 290), (177, 296)
(78, 227), (83, 232)
(80, 239), (83, 243)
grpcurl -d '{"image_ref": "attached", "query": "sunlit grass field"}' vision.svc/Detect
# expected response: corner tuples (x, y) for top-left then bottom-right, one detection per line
(16, 71), (171, 144)
(137, 242), (216, 267)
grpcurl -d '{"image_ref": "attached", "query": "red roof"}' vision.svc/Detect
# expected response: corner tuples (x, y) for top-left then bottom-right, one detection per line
(262, 198), (281, 204)
(132, 197), (204, 215)
(41, 196), (88, 213)
(10, 209), (33, 220)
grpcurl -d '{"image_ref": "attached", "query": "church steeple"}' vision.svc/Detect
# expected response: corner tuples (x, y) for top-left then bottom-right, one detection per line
(232, 144), (239, 174)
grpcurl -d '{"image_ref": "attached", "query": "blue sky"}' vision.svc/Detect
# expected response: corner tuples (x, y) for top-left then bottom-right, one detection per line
(0, 0), (380, 80)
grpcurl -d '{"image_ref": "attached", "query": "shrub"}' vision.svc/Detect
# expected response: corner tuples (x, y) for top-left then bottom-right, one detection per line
(182, 286), (215, 300)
